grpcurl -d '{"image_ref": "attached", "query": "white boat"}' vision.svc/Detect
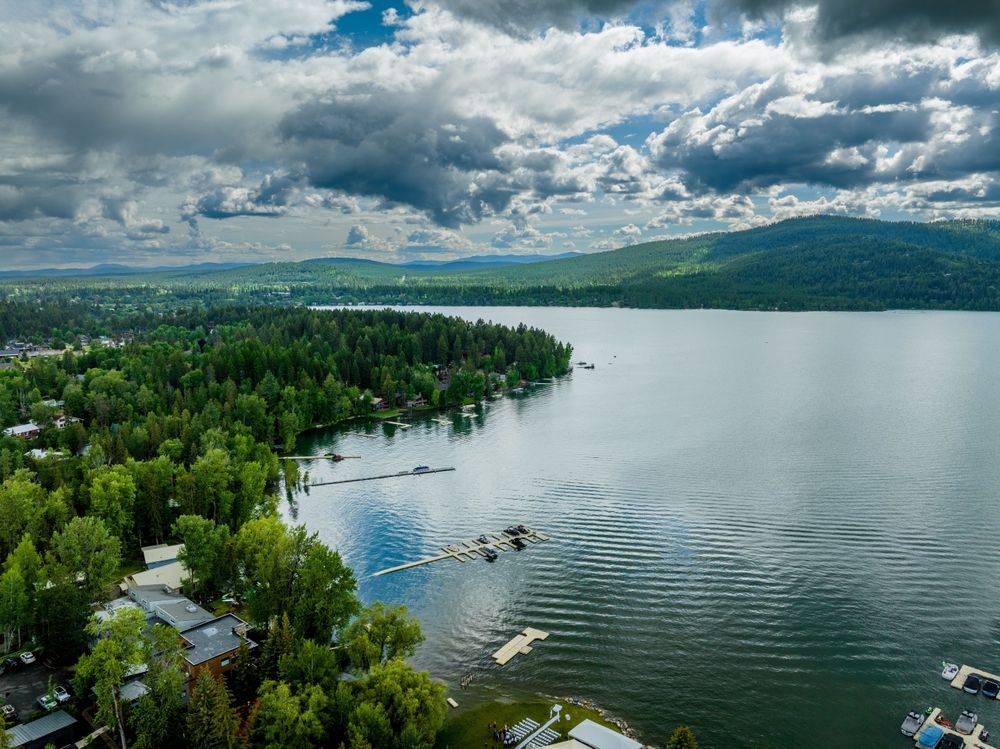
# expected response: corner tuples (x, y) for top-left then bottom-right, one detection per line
(942, 662), (960, 680)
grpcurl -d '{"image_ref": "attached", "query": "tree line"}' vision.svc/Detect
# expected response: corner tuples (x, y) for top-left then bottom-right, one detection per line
(0, 303), (573, 749)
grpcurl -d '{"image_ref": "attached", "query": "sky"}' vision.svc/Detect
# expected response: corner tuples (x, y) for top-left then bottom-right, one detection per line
(0, 0), (999, 268)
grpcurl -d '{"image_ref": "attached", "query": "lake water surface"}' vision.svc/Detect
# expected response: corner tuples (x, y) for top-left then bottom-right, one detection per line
(288, 308), (1000, 747)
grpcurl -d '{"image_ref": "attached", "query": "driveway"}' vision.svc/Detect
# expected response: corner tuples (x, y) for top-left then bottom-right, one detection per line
(0, 659), (72, 723)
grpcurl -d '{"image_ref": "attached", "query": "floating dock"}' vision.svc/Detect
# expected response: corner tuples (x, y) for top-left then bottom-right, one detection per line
(950, 665), (1000, 698)
(371, 527), (550, 577)
(493, 627), (549, 666)
(913, 707), (996, 749)
(309, 467), (455, 487)
(383, 421), (411, 428)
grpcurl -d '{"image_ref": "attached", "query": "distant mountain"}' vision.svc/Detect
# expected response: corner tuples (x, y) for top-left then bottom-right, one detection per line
(401, 252), (584, 270)
(9, 217), (1000, 311)
(0, 261), (256, 279)
(207, 216), (1000, 311)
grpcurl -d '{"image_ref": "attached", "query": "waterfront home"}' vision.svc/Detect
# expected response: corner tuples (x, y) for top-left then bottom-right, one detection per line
(141, 543), (184, 570)
(565, 719), (642, 749)
(3, 422), (40, 440)
(178, 613), (255, 682)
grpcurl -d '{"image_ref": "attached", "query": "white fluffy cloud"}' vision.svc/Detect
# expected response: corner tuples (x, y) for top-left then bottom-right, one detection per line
(0, 0), (999, 267)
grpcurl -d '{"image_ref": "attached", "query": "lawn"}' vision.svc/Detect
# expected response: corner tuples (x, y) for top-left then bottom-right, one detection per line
(435, 697), (621, 749)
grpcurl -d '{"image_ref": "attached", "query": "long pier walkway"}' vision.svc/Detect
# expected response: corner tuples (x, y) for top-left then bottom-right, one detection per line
(371, 527), (550, 577)
(308, 467), (455, 487)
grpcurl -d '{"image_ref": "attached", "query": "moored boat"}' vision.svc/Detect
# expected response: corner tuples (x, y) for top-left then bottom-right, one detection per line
(900, 711), (924, 737)
(954, 710), (978, 735)
(942, 662), (960, 680)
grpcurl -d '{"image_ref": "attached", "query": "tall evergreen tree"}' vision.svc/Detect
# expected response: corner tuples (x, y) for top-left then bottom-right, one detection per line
(186, 670), (240, 749)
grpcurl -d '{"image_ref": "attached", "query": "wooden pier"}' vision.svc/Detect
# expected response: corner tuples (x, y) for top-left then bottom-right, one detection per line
(950, 664), (1000, 698)
(913, 707), (996, 749)
(383, 421), (411, 428)
(308, 467), (455, 487)
(371, 527), (550, 577)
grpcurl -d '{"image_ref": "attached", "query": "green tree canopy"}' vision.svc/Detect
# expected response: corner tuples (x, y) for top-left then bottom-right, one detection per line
(341, 602), (424, 673)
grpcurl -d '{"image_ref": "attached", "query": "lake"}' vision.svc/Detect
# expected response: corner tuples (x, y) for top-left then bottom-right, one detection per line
(287, 307), (1000, 747)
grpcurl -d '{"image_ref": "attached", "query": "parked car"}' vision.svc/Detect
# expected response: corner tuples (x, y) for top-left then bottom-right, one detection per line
(1, 703), (17, 723)
(36, 693), (57, 711)
(18, 651), (35, 665)
(53, 685), (70, 704)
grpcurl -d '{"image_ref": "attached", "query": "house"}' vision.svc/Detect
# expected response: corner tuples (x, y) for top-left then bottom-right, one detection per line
(125, 560), (190, 592)
(127, 585), (213, 630)
(566, 720), (642, 749)
(141, 543), (184, 570)
(24, 448), (64, 461)
(3, 422), (40, 440)
(53, 415), (81, 430)
(4, 709), (78, 749)
(178, 613), (256, 681)
(405, 396), (427, 409)
(370, 396), (387, 412)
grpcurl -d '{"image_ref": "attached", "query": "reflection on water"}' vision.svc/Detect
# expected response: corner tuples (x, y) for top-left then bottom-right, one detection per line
(286, 308), (1000, 748)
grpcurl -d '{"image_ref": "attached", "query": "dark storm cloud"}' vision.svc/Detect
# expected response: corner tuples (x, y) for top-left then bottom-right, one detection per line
(187, 174), (299, 219)
(647, 68), (957, 194)
(281, 93), (517, 227)
(435, 0), (1000, 45)
(431, 0), (638, 33)
(725, 0), (1000, 45)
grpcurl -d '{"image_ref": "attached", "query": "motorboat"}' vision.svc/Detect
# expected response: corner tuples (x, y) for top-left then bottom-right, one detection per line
(901, 711), (924, 737)
(917, 725), (944, 748)
(510, 537), (526, 550)
(481, 545), (499, 561)
(983, 680), (1000, 699)
(413, 465), (430, 473)
(964, 673), (983, 695)
(476, 535), (490, 545)
(939, 735), (964, 749)
(942, 662), (960, 680)
(954, 710), (978, 735)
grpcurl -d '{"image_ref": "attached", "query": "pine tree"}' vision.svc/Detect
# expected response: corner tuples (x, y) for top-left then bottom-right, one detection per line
(186, 670), (239, 749)
(667, 726), (699, 749)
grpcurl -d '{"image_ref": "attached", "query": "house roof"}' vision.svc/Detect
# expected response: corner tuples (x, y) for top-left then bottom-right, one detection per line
(3, 422), (39, 436)
(126, 560), (187, 590)
(180, 614), (255, 666)
(141, 543), (184, 566)
(547, 742), (592, 749)
(5, 709), (77, 747)
(568, 720), (642, 749)
(128, 585), (212, 630)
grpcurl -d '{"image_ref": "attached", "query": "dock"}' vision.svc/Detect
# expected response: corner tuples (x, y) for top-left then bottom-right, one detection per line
(371, 527), (550, 577)
(383, 421), (411, 428)
(913, 707), (996, 749)
(309, 467), (455, 487)
(492, 627), (549, 666)
(950, 664), (1000, 698)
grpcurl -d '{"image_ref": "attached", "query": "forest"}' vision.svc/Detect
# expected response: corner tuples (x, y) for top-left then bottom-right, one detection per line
(4, 216), (1000, 312)
(0, 304), (572, 749)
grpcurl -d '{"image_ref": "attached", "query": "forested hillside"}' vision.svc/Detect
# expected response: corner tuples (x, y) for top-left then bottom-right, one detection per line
(4, 216), (1000, 310)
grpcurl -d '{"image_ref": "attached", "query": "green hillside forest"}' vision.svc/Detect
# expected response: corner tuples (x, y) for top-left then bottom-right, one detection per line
(6, 216), (1000, 312)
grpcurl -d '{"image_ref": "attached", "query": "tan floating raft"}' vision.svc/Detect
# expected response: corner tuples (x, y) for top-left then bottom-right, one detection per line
(493, 627), (549, 666)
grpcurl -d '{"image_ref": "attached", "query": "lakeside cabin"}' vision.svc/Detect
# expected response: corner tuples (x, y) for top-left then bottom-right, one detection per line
(3, 422), (40, 440)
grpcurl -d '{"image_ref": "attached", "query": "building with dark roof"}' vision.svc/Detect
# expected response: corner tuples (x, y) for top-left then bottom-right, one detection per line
(5, 709), (77, 749)
(179, 613), (255, 681)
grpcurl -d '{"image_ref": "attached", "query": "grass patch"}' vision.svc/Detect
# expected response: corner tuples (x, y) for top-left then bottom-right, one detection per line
(435, 697), (619, 749)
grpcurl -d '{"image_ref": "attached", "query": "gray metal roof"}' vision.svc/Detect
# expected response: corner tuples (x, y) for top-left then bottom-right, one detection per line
(568, 720), (642, 749)
(180, 614), (255, 665)
(5, 709), (77, 747)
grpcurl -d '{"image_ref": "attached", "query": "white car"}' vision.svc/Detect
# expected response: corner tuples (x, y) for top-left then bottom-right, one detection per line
(53, 685), (70, 704)
(36, 693), (57, 711)
(18, 651), (35, 665)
